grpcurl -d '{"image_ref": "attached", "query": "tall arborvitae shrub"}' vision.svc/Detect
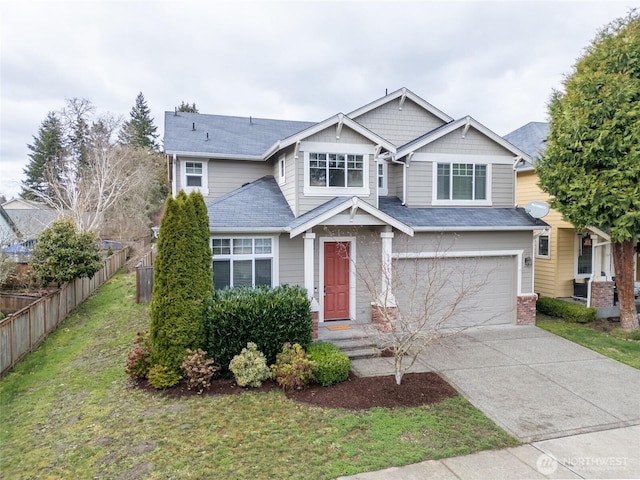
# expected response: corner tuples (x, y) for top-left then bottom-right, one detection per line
(150, 190), (212, 374)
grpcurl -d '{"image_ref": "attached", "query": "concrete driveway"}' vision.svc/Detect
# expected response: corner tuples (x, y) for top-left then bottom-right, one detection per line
(350, 324), (640, 443)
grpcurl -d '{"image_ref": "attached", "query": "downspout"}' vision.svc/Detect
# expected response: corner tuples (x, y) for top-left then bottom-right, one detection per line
(171, 153), (177, 197)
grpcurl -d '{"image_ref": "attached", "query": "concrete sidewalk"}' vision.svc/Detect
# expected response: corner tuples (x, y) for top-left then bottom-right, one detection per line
(337, 425), (640, 479)
(337, 325), (640, 479)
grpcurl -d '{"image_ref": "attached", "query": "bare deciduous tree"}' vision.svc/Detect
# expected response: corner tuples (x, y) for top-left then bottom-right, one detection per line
(334, 231), (497, 385)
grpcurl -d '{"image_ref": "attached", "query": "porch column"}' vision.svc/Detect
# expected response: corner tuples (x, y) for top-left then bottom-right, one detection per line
(303, 231), (316, 299)
(303, 231), (319, 338)
(380, 229), (395, 305)
(372, 228), (397, 332)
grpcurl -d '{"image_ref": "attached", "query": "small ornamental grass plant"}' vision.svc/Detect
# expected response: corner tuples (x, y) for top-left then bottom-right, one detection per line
(270, 342), (314, 391)
(125, 330), (152, 380)
(229, 342), (271, 387)
(181, 348), (219, 393)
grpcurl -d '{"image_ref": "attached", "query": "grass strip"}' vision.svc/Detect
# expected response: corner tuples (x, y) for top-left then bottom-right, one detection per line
(1, 271), (517, 479)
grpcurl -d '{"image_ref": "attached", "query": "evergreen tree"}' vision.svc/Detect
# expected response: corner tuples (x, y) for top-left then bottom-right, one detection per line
(177, 101), (198, 113)
(31, 217), (102, 286)
(537, 12), (640, 330)
(150, 191), (212, 374)
(119, 92), (159, 150)
(22, 112), (65, 200)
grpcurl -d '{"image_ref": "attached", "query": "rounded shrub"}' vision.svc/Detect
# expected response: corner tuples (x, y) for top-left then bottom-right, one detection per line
(270, 343), (314, 391)
(307, 341), (351, 386)
(229, 342), (271, 388)
(148, 364), (181, 389)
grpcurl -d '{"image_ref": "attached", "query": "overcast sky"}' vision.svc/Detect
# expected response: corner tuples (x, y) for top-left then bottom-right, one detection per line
(1, 0), (636, 199)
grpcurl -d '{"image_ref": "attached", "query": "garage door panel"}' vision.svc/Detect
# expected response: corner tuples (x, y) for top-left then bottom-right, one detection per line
(394, 256), (516, 327)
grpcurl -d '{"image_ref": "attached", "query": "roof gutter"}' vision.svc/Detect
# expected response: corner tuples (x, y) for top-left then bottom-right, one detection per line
(210, 227), (288, 233)
(412, 225), (550, 232)
(166, 150), (265, 161)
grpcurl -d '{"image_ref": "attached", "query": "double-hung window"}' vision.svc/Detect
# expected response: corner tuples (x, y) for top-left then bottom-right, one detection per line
(185, 162), (203, 187)
(435, 162), (489, 203)
(212, 237), (274, 289)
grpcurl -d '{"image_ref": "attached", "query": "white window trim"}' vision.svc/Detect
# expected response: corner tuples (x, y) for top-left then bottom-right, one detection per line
(301, 142), (371, 197)
(318, 236), (356, 322)
(377, 161), (388, 196)
(181, 159), (209, 195)
(211, 235), (279, 288)
(278, 155), (286, 185)
(431, 161), (492, 206)
(536, 231), (550, 259)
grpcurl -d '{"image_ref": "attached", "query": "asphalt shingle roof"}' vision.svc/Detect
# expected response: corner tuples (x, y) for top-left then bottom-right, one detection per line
(504, 122), (549, 161)
(206, 176), (294, 230)
(378, 197), (547, 229)
(164, 112), (315, 157)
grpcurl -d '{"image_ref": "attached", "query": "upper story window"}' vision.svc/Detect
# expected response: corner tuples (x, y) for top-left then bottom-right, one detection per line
(309, 153), (364, 188)
(186, 162), (203, 187)
(180, 160), (209, 195)
(302, 142), (371, 197)
(377, 162), (388, 196)
(433, 162), (491, 205)
(278, 155), (286, 185)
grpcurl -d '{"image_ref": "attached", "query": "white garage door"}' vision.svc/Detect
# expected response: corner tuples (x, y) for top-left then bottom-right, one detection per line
(394, 255), (517, 328)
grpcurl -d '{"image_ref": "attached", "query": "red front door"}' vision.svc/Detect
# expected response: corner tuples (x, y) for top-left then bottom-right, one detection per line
(324, 242), (350, 320)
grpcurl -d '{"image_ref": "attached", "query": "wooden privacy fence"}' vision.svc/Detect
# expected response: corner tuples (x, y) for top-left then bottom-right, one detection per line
(0, 248), (128, 377)
(135, 245), (156, 304)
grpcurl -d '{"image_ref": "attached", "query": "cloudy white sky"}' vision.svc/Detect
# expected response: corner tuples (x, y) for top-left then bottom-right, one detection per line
(0, 0), (636, 198)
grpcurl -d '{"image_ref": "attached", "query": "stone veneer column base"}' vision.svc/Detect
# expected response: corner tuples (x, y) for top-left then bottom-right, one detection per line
(590, 281), (614, 308)
(311, 311), (319, 340)
(517, 294), (538, 325)
(371, 304), (397, 333)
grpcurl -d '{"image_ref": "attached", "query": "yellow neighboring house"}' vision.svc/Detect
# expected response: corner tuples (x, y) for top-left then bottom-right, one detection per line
(506, 122), (640, 301)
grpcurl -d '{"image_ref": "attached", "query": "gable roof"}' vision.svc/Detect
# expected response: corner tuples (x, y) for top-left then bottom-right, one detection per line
(378, 197), (548, 231)
(164, 112), (314, 159)
(391, 116), (533, 162)
(504, 122), (549, 170)
(348, 87), (453, 124)
(206, 176), (294, 232)
(270, 113), (396, 158)
(0, 205), (21, 240)
(287, 196), (413, 238)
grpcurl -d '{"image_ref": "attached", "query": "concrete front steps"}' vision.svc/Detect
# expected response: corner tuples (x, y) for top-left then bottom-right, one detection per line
(329, 336), (380, 360)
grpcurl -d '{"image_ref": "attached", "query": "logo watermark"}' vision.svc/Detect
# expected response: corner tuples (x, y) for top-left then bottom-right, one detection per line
(536, 454), (628, 475)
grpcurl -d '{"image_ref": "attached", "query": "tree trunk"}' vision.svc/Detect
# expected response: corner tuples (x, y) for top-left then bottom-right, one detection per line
(611, 240), (639, 331)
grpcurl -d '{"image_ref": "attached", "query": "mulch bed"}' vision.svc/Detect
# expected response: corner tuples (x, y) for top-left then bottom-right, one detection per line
(134, 372), (458, 409)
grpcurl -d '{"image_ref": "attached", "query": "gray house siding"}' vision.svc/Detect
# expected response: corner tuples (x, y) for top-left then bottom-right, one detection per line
(394, 231), (533, 293)
(279, 234), (304, 286)
(354, 99), (446, 146)
(208, 159), (272, 199)
(416, 127), (513, 156)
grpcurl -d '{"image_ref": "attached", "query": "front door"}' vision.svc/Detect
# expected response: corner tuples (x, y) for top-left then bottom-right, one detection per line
(324, 242), (350, 321)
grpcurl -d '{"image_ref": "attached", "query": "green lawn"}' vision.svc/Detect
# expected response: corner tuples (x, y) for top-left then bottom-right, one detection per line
(0, 271), (517, 479)
(537, 314), (640, 369)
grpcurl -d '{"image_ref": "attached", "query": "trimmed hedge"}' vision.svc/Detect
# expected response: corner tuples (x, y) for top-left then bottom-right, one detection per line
(307, 341), (351, 386)
(536, 296), (597, 323)
(206, 285), (312, 375)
